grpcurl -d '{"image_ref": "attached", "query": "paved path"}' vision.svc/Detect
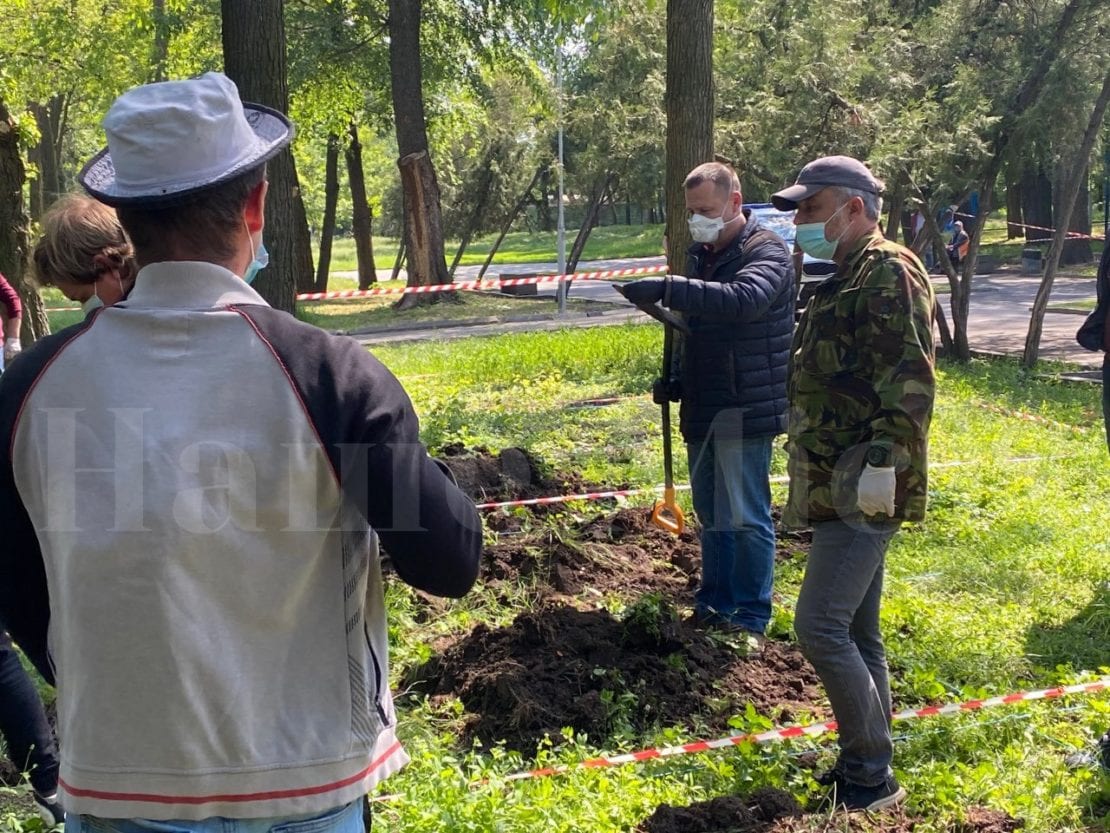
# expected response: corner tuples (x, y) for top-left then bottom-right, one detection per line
(354, 257), (1103, 370)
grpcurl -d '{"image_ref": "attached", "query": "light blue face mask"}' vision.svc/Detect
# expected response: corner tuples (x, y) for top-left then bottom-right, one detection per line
(795, 203), (848, 260)
(243, 241), (269, 285)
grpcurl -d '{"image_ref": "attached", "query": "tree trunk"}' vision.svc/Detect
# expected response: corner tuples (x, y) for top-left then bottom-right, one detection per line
(1020, 163), (1053, 243)
(1005, 178), (1023, 238)
(604, 179), (620, 226)
(314, 133), (341, 292)
(1023, 66), (1110, 368)
(567, 173), (613, 274)
(933, 297), (954, 356)
(477, 162), (548, 281)
(391, 238), (406, 283)
(884, 177), (904, 242)
(0, 100), (49, 344)
(221, 0), (314, 311)
(537, 167), (552, 231)
(664, 0), (715, 275)
(449, 143), (500, 277)
(152, 0), (170, 82)
(28, 96), (66, 221)
(346, 122), (377, 290)
(1058, 167), (1092, 266)
(389, 0), (449, 306)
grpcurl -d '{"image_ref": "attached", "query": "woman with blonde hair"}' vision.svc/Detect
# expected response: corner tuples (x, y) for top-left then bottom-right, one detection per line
(33, 194), (136, 315)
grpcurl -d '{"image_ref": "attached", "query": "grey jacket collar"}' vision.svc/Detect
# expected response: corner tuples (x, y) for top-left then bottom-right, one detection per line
(124, 261), (269, 310)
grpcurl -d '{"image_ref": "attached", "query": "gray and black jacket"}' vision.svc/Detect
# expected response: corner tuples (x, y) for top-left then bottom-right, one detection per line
(0, 262), (482, 821)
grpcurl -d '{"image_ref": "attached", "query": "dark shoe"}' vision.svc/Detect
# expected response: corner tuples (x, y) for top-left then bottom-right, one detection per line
(1099, 729), (1110, 771)
(815, 767), (842, 787)
(33, 791), (65, 827)
(832, 775), (907, 812)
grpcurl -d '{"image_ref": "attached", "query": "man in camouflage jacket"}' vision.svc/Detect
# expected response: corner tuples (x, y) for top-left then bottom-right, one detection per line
(772, 156), (935, 812)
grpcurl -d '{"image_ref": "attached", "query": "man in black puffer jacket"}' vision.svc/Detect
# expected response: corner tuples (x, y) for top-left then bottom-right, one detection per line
(623, 162), (794, 637)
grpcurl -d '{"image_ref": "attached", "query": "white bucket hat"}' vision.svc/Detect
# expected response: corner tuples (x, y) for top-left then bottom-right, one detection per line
(79, 72), (294, 207)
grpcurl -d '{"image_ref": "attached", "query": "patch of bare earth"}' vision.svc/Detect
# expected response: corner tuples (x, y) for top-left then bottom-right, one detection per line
(637, 788), (1023, 832)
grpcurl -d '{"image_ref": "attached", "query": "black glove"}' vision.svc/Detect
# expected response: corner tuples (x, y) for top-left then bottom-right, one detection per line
(652, 377), (681, 404)
(621, 277), (667, 305)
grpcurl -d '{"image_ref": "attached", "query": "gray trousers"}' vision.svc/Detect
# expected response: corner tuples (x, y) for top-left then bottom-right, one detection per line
(794, 517), (899, 787)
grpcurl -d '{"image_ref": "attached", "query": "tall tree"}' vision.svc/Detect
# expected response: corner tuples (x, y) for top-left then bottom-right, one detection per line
(346, 121), (378, 291)
(1023, 65), (1110, 367)
(388, 0), (451, 303)
(314, 132), (341, 292)
(0, 101), (49, 344)
(664, 0), (714, 275)
(222, 0), (314, 312)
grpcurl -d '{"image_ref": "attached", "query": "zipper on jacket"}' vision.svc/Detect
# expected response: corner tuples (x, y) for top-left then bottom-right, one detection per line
(365, 634), (390, 725)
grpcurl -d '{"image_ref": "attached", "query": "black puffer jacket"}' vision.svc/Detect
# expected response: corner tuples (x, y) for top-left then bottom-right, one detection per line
(668, 211), (794, 441)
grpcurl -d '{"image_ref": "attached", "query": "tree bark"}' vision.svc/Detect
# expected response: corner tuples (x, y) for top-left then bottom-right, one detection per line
(477, 162), (548, 281)
(0, 101), (49, 344)
(314, 133), (341, 292)
(884, 177), (905, 242)
(152, 0), (170, 82)
(388, 0), (450, 306)
(346, 122), (377, 290)
(567, 172), (613, 274)
(1020, 163), (1053, 243)
(221, 0), (315, 311)
(1057, 165), (1092, 266)
(1023, 66), (1110, 368)
(28, 96), (66, 221)
(665, 0), (714, 276)
(390, 240), (406, 283)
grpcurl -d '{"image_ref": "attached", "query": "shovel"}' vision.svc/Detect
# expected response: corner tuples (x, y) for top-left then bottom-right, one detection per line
(612, 279), (686, 536)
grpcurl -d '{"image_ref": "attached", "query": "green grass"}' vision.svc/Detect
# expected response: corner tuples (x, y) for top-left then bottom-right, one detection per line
(318, 224), (665, 275)
(357, 332), (1110, 832)
(295, 286), (615, 333)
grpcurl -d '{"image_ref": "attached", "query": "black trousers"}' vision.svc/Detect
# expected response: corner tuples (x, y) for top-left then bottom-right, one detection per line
(0, 629), (58, 795)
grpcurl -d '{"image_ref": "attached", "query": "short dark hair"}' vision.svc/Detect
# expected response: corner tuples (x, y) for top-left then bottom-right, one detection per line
(683, 162), (740, 197)
(116, 165), (266, 265)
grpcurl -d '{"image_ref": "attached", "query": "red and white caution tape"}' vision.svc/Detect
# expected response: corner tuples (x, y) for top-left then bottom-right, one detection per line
(296, 263), (667, 302)
(476, 455), (1069, 513)
(952, 213), (1104, 241)
(498, 677), (1110, 782)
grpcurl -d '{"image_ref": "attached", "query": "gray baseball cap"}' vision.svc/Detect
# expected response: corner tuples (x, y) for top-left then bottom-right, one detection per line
(771, 155), (884, 211)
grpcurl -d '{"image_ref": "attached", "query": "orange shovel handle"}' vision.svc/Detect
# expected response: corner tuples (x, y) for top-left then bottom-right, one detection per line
(650, 486), (685, 536)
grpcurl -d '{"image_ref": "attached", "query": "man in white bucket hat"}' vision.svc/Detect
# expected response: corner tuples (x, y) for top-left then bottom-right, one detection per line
(0, 72), (481, 832)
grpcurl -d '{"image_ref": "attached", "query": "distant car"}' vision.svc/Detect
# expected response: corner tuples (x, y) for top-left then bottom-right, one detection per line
(746, 202), (835, 316)
(745, 202), (836, 280)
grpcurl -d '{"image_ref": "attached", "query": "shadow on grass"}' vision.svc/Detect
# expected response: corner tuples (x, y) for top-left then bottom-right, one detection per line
(1025, 581), (1110, 675)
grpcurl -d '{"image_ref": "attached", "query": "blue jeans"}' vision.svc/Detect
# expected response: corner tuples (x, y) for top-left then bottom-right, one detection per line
(686, 434), (776, 632)
(794, 518), (899, 787)
(66, 799), (364, 833)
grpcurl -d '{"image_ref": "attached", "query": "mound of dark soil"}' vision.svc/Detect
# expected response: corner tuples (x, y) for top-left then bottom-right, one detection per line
(407, 603), (821, 752)
(639, 789), (802, 832)
(438, 443), (612, 511)
(639, 792), (1023, 833)
(481, 505), (810, 602)
(482, 508), (701, 597)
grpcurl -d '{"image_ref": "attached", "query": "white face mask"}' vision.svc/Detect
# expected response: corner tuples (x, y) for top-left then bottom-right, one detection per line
(688, 213), (725, 244)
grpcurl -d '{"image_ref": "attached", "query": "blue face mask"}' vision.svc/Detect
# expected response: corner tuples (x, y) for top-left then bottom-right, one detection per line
(795, 203), (847, 260)
(243, 241), (269, 285)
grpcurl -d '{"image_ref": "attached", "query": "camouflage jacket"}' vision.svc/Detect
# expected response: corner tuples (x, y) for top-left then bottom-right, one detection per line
(784, 230), (936, 527)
